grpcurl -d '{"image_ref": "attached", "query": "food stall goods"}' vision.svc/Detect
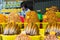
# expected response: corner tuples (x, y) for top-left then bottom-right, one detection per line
(3, 11), (21, 35)
(15, 31), (40, 40)
(24, 11), (39, 36)
(44, 6), (60, 36)
(43, 6), (58, 22)
(15, 34), (31, 40)
(0, 14), (7, 23)
(7, 11), (20, 22)
(49, 6), (58, 12)
(45, 31), (58, 40)
(0, 14), (7, 34)
(3, 22), (20, 35)
(45, 10), (57, 24)
(44, 6), (60, 35)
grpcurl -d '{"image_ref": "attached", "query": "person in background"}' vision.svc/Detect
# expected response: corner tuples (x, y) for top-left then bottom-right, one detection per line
(20, 1), (30, 18)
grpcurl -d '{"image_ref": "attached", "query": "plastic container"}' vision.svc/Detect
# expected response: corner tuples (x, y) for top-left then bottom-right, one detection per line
(42, 22), (60, 29)
(1, 23), (7, 29)
(2, 35), (17, 40)
(39, 29), (45, 36)
(16, 22), (23, 29)
(21, 29), (24, 32)
(36, 22), (40, 28)
(57, 36), (60, 40)
(2, 35), (41, 40)
(0, 34), (2, 40)
(56, 12), (60, 18)
(40, 35), (45, 40)
(29, 35), (40, 40)
(42, 22), (48, 29)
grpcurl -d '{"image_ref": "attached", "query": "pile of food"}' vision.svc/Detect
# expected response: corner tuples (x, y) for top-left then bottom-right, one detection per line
(7, 11), (20, 22)
(43, 6), (59, 22)
(0, 14), (7, 34)
(24, 11), (39, 36)
(15, 32), (31, 40)
(3, 11), (21, 35)
(44, 6), (58, 33)
(45, 32), (58, 40)
(0, 14), (7, 23)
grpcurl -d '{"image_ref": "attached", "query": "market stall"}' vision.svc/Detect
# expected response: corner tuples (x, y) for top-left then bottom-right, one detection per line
(0, 0), (60, 40)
